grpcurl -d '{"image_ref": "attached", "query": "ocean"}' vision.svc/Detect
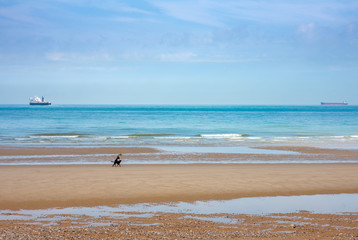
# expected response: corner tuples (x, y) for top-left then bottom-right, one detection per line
(1, 105), (358, 147)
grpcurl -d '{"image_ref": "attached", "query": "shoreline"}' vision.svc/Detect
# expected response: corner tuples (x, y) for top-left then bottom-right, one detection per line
(2, 144), (358, 165)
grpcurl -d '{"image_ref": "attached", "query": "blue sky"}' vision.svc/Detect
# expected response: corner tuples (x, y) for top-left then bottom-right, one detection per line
(1, 0), (358, 104)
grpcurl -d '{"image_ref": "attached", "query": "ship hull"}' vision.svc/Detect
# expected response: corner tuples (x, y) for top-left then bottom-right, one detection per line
(29, 102), (51, 105)
(321, 102), (348, 106)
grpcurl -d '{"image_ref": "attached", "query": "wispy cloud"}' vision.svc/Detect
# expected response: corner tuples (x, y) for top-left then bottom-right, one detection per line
(0, 3), (49, 25)
(157, 51), (259, 63)
(45, 52), (112, 62)
(52, 0), (153, 15)
(151, 0), (358, 27)
(151, 1), (223, 27)
(297, 23), (316, 39)
(158, 52), (197, 62)
(2, 0), (358, 67)
(0, 0), (154, 28)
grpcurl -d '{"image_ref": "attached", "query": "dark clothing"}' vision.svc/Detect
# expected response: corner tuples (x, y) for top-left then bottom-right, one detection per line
(112, 156), (121, 167)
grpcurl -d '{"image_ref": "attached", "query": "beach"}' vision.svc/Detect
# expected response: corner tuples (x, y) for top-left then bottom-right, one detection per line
(1, 157), (358, 239)
(1, 211), (358, 239)
(1, 106), (358, 238)
(1, 146), (358, 239)
(1, 163), (358, 210)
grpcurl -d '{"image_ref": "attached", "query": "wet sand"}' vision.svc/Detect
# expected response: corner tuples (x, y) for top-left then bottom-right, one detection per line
(2, 145), (358, 164)
(0, 145), (160, 156)
(1, 163), (358, 210)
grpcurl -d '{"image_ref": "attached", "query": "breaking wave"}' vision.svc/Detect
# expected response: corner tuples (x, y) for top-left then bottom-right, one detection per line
(5, 133), (358, 146)
(197, 134), (249, 139)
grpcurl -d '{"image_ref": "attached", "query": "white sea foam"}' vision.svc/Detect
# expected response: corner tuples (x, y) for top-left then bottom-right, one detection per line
(246, 137), (263, 140)
(77, 136), (109, 142)
(11, 132), (358, 145)
(272, 137), (289, 142)
(332, 136), (345, 139)
(110, 136), (130, 139)
(199, 134), (244, 139)
(14, 138), (30, 141)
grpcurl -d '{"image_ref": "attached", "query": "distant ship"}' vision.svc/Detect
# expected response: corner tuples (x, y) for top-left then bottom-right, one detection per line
(29, 96), (51, 105)
(321, 101), (348, 106)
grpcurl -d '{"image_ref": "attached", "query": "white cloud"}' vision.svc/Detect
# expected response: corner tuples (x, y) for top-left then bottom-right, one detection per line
(297, 23), (316, 36)
(45, 52), (112, 62)
(298, 23), (315, 33)
(157, 52), (259, 63)
(46, 52), (66, 61)
(111, 17), (160, 24)
(158, 52), (197, 62)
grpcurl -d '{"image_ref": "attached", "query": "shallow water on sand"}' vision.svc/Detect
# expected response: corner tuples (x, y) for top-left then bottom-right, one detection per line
(1, 194), (357, 222)
(1, 144), (358, 165)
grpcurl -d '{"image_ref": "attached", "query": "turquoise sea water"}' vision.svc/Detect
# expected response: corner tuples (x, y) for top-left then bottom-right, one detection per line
(1, 105), (358, 146)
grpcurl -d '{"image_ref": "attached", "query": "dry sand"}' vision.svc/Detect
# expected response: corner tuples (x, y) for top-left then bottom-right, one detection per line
(1, 163), (358, 210)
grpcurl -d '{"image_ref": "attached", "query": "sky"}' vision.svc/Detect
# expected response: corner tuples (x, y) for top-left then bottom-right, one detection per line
(1, 0), (358, 105)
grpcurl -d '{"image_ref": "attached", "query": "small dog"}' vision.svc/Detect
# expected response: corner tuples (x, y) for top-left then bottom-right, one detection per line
(112, 153), (122, 167)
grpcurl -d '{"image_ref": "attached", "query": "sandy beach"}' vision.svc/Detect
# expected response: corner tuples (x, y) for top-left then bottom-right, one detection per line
(1, 145), (358, 238)
(1, 163), (358, 210)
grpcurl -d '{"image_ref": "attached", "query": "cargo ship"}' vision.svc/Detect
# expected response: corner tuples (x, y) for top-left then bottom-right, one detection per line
(29, 96), (51, 105)
(321, 101), (348, 106)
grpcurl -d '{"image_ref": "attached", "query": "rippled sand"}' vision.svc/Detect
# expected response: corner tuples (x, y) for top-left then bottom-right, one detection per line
(1, 211), (357, 239)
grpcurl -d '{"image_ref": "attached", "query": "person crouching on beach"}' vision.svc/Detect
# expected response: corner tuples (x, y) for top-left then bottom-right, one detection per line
(112, 153), (122, 167)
